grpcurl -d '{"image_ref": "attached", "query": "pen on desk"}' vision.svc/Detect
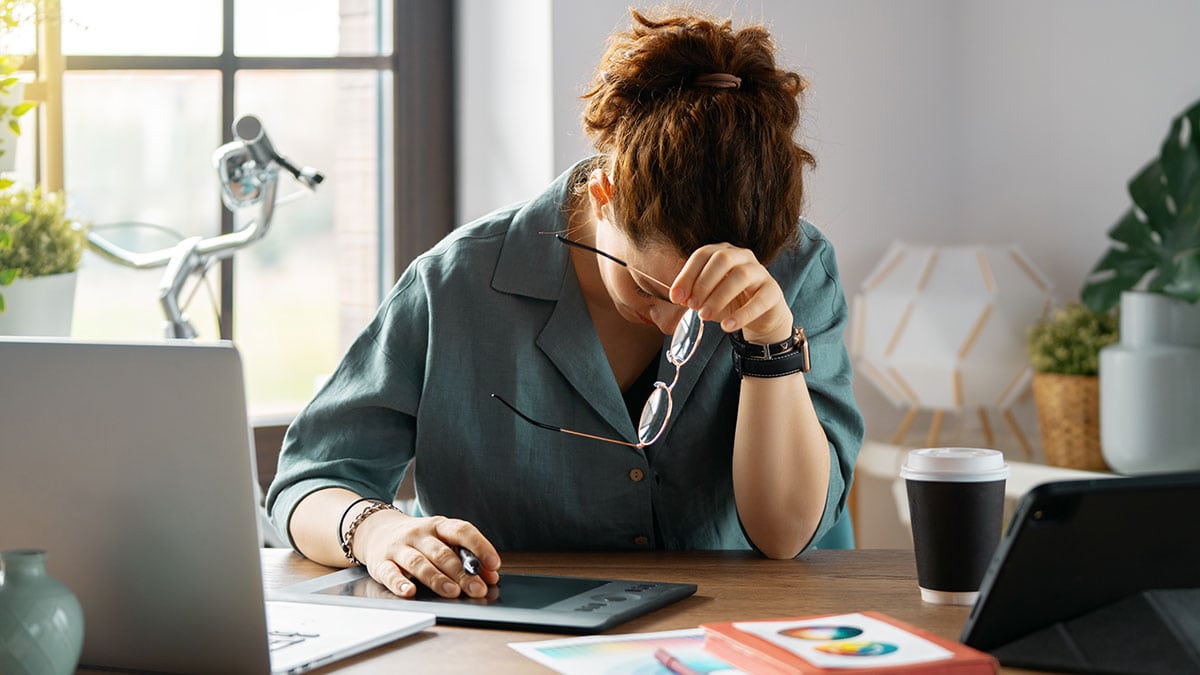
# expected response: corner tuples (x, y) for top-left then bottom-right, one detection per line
(457, 546), (481, 576)
(654, 647), (702, 675)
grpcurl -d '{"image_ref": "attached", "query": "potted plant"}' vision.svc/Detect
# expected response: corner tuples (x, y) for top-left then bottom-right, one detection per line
(1026, 303), (1118, 471)
(0, 184), (87, 335)
(1080, 96), (1200, 474)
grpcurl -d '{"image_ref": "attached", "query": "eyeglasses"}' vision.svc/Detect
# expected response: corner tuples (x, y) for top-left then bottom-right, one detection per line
(491, 235), (703, 448)
(554, 234), (674, 302)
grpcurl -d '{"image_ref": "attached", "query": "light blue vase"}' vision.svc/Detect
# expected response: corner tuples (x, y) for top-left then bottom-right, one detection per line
(0, 549), (85, 675)
(1100, 291), (1200, 473)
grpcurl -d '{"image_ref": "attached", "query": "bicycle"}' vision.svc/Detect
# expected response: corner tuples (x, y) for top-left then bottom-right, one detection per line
(86, 114), (324, 339)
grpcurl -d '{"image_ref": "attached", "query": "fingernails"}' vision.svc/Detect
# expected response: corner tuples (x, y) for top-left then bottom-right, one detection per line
(722, 318), (737, 331)
(399, 582), (413, 595)
(441, 581), (459, 596)
(468, 580), (486, 596)
(483, 554), (501, 570)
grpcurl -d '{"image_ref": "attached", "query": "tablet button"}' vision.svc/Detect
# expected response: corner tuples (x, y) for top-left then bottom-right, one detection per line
(591, 593), (635, 602)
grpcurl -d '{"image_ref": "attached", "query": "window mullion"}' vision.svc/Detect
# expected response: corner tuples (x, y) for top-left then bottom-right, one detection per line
(219, 0), (236, 339)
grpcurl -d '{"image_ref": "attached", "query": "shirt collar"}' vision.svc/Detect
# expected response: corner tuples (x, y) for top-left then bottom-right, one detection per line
(491, 158), (594, 300)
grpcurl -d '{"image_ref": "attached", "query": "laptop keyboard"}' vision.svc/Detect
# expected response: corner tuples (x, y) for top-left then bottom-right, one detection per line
(268, 629), (320, 651)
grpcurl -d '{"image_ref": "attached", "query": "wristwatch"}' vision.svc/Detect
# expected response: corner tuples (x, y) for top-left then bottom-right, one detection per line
(730, 326), (810, 379)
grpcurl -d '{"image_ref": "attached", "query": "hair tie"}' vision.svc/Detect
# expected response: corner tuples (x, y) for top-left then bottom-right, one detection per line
(693, 73), (741, 89)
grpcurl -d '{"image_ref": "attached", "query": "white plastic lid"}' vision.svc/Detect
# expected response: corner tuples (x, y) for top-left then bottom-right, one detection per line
(899, 447), (1009, 483)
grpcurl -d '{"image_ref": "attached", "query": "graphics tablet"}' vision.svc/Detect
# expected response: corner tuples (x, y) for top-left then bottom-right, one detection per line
(272, 567), (697, 634)
(960, 471), (1200, 655)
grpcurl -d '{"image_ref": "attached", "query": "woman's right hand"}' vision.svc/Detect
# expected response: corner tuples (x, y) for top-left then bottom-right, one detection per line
(350, 510), (501, 599)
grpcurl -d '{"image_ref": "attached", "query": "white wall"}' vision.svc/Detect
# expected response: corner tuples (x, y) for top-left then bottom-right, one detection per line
(457, 0), (1200, 444)
(456, 0), (554, 220)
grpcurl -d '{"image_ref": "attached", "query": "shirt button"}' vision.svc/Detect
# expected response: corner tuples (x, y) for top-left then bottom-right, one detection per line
(628, 468), (645, 482)
(633, 535), (649, 546)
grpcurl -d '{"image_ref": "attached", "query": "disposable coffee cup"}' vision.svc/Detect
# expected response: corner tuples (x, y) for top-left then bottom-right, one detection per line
(900, 447), (1009, 605)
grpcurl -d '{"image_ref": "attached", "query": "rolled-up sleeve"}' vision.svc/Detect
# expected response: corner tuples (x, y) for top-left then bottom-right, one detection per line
(265, 270), (431, 550)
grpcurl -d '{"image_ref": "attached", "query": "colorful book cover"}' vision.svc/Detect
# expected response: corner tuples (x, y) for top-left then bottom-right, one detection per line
(702, 611), (998, 674)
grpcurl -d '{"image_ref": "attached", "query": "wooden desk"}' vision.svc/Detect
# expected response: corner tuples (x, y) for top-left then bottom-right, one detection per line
(261, 548), (1035, 674)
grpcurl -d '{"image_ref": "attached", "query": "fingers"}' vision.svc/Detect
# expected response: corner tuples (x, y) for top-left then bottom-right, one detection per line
(672, 244), (792, 342)
(362, 515), (501, 600)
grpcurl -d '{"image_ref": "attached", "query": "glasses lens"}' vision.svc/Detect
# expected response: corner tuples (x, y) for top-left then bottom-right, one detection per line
(668, 309), (703, 365)
(637, 384), (672, 446)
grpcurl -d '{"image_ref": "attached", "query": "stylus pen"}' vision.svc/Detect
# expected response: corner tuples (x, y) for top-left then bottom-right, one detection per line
(458, 546), (481, 576)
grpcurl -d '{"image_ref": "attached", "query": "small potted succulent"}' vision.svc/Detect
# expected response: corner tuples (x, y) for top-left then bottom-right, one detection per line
(1026, 303), (1119, 471)
(0, 185), (88, 335)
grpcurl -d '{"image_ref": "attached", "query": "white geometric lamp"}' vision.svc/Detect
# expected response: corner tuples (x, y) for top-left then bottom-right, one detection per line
(851, 242), (1054, 452)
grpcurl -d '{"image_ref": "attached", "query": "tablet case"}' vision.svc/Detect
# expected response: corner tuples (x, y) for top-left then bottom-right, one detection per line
(991, 589), (1200, 675)
(960, 472), (1200, 671)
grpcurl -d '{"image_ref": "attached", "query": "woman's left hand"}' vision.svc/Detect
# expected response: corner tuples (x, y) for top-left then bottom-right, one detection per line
(669, 243), (793, 344)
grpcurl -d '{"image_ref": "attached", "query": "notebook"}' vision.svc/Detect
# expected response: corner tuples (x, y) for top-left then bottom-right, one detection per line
(960, 471), (1200, 669)
(0, 337), (435, 675)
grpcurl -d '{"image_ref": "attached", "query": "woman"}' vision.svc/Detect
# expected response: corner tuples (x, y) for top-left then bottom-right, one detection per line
(267, 8), (863, 601)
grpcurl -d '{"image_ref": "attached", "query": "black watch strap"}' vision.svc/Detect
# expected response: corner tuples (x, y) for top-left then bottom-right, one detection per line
(730, 329), (798, 359)
(730, 327), (811, 379)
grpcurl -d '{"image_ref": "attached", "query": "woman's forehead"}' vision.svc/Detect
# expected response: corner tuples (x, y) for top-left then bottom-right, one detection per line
(601, 223), (685, 276)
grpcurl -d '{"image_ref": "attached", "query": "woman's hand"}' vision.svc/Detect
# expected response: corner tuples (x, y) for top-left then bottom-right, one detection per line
(669, 243), (793, 344)
(351, 510), (501, 599)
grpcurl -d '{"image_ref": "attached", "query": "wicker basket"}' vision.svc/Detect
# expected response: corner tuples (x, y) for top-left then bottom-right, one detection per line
(1031, 372), (1108, 471)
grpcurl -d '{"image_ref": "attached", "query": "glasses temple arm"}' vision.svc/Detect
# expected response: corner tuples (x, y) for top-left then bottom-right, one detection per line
(490, 393), (641, 448)
(554, 234), (674, 299)
(554, 234), (628, 267)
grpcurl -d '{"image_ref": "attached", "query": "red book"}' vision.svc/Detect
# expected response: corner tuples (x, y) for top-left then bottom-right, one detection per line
(701, 611), (998, 674)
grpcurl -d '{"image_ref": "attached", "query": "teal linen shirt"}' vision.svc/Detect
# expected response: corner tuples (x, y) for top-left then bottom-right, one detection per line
(267, 161), (864, 554)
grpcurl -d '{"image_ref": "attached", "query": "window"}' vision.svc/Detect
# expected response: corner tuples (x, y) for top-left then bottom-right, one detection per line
(13, 1), (454, 419)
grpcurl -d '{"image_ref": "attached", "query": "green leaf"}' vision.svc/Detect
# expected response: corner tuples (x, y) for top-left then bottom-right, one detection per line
(0, 267), (17, 285)
(0, 76), (16, 89)
(0, 292), (5, 313)
(1083, 96), (1200, 310)
(10, 101), (35, 117)
(8, 119), (19, 136)
(0, 177), (11, 190)
(1082, 274), (1130, 314)
(1105, 208), (1155, 253)
(1159, 251), (1200, 303)
(1128, 162), (1173, 233)
(1161, 113), (1200, 207)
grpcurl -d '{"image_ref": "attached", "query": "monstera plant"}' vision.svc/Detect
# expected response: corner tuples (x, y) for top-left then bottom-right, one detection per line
(1082, 97), (1200, 313)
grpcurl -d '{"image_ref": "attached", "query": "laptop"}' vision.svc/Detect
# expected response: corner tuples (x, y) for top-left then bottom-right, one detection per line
(0, 338), (434, 674)
(961, 471), (1200, 668)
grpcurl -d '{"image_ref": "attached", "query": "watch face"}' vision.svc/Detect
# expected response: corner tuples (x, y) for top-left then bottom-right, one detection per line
(796, 328), (811, 373)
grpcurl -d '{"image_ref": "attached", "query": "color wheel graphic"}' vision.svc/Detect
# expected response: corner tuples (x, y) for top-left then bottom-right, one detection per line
(815, 640), (899, 656)
(778, 625), (864, 641)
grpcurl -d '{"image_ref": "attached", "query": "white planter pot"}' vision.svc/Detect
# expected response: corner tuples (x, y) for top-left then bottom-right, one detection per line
(1099, 291), (1200, 474)
(0, 271), (78, 337)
